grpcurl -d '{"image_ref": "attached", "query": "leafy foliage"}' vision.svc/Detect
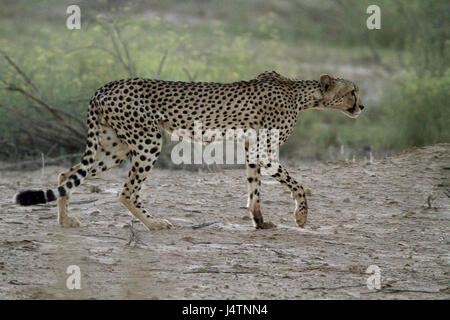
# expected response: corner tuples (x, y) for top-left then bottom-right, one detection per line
(0, 0), (448, 163)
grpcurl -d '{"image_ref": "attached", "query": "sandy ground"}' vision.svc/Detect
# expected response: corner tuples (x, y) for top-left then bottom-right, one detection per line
(0, 144), (448, 300)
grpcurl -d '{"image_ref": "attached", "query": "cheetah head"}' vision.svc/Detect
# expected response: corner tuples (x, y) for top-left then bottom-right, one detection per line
(314, 74), (365, 118)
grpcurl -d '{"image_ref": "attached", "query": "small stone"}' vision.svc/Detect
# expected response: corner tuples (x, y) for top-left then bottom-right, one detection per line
(305, 188), (312, 196)
(404, 211), (415, 217)
(343, 198), (351, 203)
(89, 186), (102, 193)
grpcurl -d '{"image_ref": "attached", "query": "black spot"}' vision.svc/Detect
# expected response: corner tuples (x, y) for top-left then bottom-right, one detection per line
(77, 169), (87, 177)
(46, 189), (56, 202)
(58, 186), (66, 197)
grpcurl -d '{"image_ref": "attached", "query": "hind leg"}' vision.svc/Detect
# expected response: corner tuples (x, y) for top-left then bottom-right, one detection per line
(119, 131), (172, 230)
(57, 125), (129, 227)
(58, 164), (82, 227)
(89, 125), (130, 178)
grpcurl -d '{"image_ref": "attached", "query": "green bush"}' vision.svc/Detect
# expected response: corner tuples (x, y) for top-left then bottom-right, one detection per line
(1, 0), (448, 163)
(381, 70), (450, 149)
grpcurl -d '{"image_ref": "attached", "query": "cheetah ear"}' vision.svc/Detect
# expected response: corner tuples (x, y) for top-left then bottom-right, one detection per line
(319, 74), (334, 92)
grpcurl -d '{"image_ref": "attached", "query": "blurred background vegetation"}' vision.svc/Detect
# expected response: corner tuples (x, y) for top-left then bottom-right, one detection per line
(0, 0), (448, 168)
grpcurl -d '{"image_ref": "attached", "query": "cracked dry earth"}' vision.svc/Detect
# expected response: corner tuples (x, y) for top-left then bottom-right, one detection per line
(0, 144), (449, 299)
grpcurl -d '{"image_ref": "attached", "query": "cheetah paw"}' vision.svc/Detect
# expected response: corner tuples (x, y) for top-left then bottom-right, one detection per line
(59, 216), (81, 228)
(144, 218), (173, 230)
(294, 207), (308, 228)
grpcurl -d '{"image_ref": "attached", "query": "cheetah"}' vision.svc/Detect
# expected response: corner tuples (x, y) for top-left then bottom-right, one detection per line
(14, 71), (364, 230)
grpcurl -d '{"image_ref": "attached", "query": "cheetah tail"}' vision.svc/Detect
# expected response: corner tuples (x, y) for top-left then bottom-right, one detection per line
(14, 98), (100, 206)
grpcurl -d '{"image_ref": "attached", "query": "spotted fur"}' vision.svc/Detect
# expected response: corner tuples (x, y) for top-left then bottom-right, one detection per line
(14, 71), (364, 230)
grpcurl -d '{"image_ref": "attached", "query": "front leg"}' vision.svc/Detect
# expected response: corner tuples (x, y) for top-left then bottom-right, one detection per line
(245, 148), (276, 229)
(261, 161), (308, 227)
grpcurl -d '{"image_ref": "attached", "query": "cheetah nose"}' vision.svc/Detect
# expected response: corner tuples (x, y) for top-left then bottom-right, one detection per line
(359, 105), (365, 110)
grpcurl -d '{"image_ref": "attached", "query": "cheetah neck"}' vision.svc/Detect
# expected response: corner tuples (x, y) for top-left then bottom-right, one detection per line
(293, 80), (322, 110)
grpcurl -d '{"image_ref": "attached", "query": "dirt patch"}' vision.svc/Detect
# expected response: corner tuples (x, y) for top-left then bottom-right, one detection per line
(0, 144), (449, 299)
